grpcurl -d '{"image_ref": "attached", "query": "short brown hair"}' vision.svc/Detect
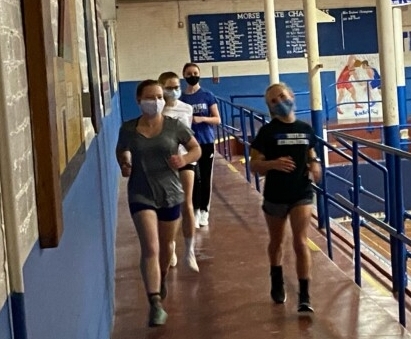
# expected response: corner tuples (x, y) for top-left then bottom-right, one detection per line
(136, 79), (159, 100)
(182, 63), (200, 75)
(158, 71), (179, 86)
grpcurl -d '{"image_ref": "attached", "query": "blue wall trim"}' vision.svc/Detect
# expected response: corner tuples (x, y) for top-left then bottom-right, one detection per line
(398, 85), (408, 151)
(398, 85), (407, 126)
(21, 93), (122, 339)
(406, 67), (411, 115)
(384, 124), (400, 148)
(119, 81), (138, 122)
(11, 292), (27, 339)
(119, 72), (336, 123)
(0, 298), (12, 339)
(327, 159), (411, 219)
(119, 67), (410, 124)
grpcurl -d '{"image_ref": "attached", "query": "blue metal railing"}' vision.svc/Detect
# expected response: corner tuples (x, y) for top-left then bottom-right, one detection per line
(216, 96), (267, 191)
(329, 132), (411, 326)
(215, 95), (411, 327)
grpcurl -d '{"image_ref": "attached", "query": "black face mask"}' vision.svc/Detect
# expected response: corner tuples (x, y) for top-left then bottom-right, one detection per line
(185, 76), (200, 86)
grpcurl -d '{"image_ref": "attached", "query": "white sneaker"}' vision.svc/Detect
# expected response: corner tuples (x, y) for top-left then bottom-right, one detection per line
(170, 241), (177, 267)
(194, 209), (201, 229)
(184, 252), (199, 272)
(199, 210), (209, 226)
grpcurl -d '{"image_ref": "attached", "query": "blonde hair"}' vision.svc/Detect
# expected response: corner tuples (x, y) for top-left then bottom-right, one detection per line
(265, 82), (294, 119)
(265, 81), (293, 93)
(265, 82), (294, 101)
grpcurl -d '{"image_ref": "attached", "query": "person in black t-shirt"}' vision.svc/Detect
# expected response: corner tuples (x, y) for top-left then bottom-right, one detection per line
(250, 82), (321, 313)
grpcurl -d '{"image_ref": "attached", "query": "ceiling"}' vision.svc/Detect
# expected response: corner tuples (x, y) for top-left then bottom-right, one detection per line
(117, 0), (202, 3)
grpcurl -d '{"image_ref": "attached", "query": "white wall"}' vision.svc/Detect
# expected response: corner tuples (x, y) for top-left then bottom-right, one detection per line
(0, 0), (38, 299)
(116, 0), (411, 82)
(0, 188), (6, 310)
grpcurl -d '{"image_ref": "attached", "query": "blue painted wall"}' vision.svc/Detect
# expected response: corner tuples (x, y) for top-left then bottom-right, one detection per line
(406, 67), (411, 115)
(119, 72), (336, 123)
(0, 299), (11, 339)
(20, 94), (121, 339)
(327, 160), (411, 219)
(119, 67), (411, 124)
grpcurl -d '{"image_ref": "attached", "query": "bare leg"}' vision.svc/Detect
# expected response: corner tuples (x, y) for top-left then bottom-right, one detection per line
(180, 169), (195, 238)
(366, 84), (375, 103)
(289, 204), (312, 279)
(289, 203), (314, 312)
(264, 213), (287, 265)
(348, 87), (362, 108)
(158, 217), (181, 277)
(132, 210), (161, 294)
(265, 212), (288, 303)
(336, 88), (345, 114)
(180, 169), (199, 272)
(132, 211), (168, 325)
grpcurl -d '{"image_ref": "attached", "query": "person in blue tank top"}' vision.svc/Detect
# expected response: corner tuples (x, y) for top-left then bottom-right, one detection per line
(361, 60), (381, 104)
(180, 63), (221, 227)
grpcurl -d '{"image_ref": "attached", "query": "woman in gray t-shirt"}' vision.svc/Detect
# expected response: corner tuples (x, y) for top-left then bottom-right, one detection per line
(116, 79), (201, 327)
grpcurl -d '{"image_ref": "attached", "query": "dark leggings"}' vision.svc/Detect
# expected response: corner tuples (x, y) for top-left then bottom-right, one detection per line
(193, 143), (215, 212)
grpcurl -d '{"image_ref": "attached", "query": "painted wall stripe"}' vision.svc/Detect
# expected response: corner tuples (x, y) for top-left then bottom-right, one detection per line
(11, 292), (27, 339)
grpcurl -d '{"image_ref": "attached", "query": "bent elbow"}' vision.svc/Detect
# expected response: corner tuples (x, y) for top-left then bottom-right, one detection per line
(195, 146), (202, 162)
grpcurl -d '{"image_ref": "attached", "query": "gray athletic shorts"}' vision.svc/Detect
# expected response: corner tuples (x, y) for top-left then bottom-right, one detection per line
(262, 198), (313, 218)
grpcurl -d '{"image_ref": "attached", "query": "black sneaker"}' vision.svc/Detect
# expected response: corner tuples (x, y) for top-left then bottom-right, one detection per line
(298, 294), (314, 313)
(271, 279), (287, 303)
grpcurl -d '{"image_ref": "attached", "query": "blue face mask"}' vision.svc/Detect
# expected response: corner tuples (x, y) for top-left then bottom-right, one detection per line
(164, 88), (181, 100)
(269, 99), (295, 117)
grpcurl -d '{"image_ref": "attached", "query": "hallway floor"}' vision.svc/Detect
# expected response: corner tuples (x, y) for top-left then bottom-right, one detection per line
(112, 154), (411, 339)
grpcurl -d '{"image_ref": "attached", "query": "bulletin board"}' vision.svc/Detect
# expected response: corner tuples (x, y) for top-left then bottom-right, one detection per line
(57, 0), (85, 197)
(188, 7), (378, 62)
(23, 0), (87, 249)
(95, 0), (112, 114)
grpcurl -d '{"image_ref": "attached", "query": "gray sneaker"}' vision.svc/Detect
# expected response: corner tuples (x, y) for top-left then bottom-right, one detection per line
(148, 296), (168, 327)
(148, 304), (168, 327)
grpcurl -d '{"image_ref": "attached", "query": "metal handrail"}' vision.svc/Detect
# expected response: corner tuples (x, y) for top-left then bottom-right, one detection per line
(329, 131), (410, 326)
(332, 131), (411, 159)
(215, 94), (411, 326)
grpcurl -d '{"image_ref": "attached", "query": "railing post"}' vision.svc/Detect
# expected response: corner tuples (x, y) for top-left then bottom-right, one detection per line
(394, 155), (406, 326)
(239, 108), (250, 183)
(217, 100), (224, 157)
(302, 0), (326, 229)
(318, 140), (333, 259)
(377, 0), (401, 295)
(352, 142), (362, 286)
(393, 7), (408, 150)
